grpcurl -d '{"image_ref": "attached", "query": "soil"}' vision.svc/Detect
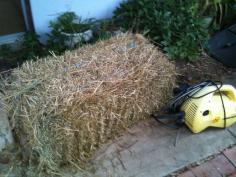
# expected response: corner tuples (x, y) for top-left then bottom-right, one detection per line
(175, 53), (232, 84)
(0, 59), (16, 73)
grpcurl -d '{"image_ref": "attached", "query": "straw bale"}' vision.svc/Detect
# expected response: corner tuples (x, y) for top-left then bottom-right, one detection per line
(1, 34), (176, 171)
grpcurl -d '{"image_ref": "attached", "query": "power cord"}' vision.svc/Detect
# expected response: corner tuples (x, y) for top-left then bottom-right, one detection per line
(168, 80), (223, 112)
(152, 80), (233, 129)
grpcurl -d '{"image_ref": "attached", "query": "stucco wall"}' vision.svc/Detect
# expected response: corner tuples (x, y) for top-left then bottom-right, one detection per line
(29, 0), (123, 41)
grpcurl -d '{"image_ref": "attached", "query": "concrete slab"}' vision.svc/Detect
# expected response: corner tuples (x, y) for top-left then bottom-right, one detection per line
(91, 119), (236, 177)
(223, 72), (236, 87)
(89, 74), (236, 177)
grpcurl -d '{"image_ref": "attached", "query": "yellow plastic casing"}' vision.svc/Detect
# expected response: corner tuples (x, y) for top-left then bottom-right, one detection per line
(181, 85), (236, 133)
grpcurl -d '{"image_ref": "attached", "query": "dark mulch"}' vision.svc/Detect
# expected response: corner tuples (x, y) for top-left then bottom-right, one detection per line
(175, 53), (232, 84)
(0, 60), (16, 73)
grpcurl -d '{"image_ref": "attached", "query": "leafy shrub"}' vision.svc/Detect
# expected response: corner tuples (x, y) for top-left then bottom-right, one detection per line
(0, 44), (17, 70)
(0, 32), (47, 69)
(0, 44), (12, 59)
(0, 16), (114, 71)
(47, 12), (93, 54)
(113, 0), (209, 60)
(50, 12), (91, 33)
(20, 32), (47, 60)
(91, 19), (115, 43)
(223, 1), (236, 26)
(201, 0), (236, 28)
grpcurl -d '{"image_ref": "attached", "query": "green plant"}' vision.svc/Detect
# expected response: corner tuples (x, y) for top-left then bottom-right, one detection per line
(91, 19), (114, 42)
(50, 12), (91, 33)
(0, 44), (17, 70)
(47, 12), (93, 54)
(114, 0), (209, 60)
(0, 44), (12, 59)
(20, 32), (47, 60)
(0, 32), (47, 71)
(222, 1), (236, 27)
(201, 0), (236, 28)
(47, 28), (67, 55)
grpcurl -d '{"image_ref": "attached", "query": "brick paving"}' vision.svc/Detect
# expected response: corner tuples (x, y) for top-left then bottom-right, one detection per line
(178, 146), (236, 177)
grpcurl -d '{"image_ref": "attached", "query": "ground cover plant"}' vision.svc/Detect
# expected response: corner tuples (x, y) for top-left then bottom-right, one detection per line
(0, 32), (47, 72)
(0, 1), (235, 72)
(47, 12), (94, 53)
(0, 14), (114, 72)
(113, 0), (236, 61)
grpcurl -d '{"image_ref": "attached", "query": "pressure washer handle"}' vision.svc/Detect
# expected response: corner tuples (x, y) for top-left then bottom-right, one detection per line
(216, 85), (236, 102)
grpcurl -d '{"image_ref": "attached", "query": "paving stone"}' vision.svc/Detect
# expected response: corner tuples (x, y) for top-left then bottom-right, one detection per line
(209, 154), (236, 176)
(228, 124), (236, 138)
(223, 72), (236, 88)
(92, 119), (236, 177)
(0, 97), (13, 152)
(223, 146), (236, 167)
(191, 162), (222, 177)
(177, 171), (195, 177)
(90, 73), (236, 177)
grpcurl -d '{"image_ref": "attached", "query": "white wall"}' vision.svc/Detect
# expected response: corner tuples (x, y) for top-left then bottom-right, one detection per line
(29, 0), (123, 41)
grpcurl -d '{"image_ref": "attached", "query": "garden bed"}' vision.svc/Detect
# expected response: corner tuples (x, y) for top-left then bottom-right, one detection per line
(175, 53), (229, 84)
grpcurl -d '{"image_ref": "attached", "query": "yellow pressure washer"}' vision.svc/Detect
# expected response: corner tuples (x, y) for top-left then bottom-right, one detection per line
(152, 81), (236, 133)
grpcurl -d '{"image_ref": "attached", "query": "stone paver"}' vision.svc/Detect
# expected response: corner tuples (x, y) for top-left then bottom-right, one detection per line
(178, 171), (195, 177)
(0, 96), (13, 152)
(223, 146), (236, 167)
(191, 162), (222, 177)
(209, 154), (235, 176)
(177, 146), (236, 177)
(92, 119), (236, 177)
